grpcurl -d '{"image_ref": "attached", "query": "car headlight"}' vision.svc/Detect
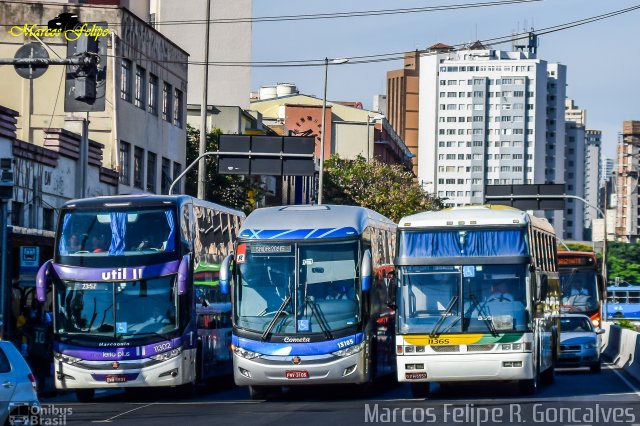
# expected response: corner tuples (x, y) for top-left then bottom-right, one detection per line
(232, 345), (260, 360)
(150, 347), (182, 361)
(332, 341), (365, 357)
(54, 352), (81, 365)
(583, 342), (597, 349)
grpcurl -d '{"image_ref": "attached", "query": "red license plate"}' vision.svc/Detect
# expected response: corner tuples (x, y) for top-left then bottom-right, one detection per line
(405, 372), (428, 380)
(285, 370), (309, 379)
(106, 375), (128, 383)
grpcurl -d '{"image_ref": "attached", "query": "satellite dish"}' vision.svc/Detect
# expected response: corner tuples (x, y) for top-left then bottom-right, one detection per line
(14, 42), (49, 79)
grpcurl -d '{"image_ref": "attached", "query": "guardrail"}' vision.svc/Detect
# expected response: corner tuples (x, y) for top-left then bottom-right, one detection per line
(601, 322), (640, 382)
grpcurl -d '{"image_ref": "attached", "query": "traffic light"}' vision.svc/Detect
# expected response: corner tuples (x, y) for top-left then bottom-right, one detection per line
(64, 22), (108, 113)
(0, 158), (14, 200)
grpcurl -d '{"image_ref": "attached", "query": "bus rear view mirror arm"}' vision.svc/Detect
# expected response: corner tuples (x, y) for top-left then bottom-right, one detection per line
(36, 259), (53, 303)
(361, 249), (372, 292)
(220, 253), (233, 295)
(177, 254), (190, 296)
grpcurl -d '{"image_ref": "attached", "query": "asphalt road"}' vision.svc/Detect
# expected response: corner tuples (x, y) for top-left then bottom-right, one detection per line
(38, 364), (640, 426)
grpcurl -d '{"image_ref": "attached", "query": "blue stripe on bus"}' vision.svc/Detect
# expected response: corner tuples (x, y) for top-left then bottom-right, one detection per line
(239, 227), (358, 240)
(232, 333), (364, 356)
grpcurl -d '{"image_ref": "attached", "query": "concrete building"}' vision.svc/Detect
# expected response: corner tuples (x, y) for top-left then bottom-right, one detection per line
(0, 1), (188, 196)
(386, 50), (422, 175)
(563, 118), (585, 241)
(584, 129), (602, 237)
(373, 95), (387, 116)
(601, 157), (615, 186)
(416, 40), (567, 236)
(616, 121), (640, 242)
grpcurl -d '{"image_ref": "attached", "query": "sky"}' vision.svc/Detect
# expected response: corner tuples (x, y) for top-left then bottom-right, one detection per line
(251, 0), (640, 160)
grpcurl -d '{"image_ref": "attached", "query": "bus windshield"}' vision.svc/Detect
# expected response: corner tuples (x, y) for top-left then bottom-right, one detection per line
(398, 264), (529, 334)
(54, 276), (178, 342)
(560, 270), (599, 314)
(235, 240), (360, 335)
(56, 207), (178, 267)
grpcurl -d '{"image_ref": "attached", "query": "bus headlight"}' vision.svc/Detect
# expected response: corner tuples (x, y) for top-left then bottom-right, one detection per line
(592, 319), (600, 327)
(332, 341), (365, 357)
(54, 352), (81, 365)
(232, 346), (260, 360)
(150, 348), (182, 361)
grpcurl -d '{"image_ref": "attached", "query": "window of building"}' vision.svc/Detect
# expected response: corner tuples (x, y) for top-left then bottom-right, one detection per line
(120, 59), (132, 102)
(11, 201), (23, 227)
(135, 65), (146, 109)
(173, 89), (183, 128)
(133, 146), (144, 189)
(514, 91), (524, 97)
(173, 162), (182, 188)
(147, 151), (157, 193)
(119, 141), (131, 185)
(162, 82), (173, 122)
(42, 207), (54, 231)
(161, 157), (171, 194)
(148, 73), (158, 115)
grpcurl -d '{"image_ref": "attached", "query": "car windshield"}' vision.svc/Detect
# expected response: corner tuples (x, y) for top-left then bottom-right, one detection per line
(398, 264), (529, 334)
(560, 317), (593, 332)
(56, 207), (178, 267)
(234, 240), (360, 335)
(54, 275), (178, 341)
(560, 270), (599, 313)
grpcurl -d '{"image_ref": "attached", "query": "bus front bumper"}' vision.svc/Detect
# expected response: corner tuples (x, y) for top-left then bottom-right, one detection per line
(54, 348), (196, 389)
(397, 352), (534, 383)
(233, 350), (369, 386)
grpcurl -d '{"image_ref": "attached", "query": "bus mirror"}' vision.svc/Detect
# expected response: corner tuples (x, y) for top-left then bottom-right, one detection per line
(177, 254), (190, 296)
(361, 250), (372, 292)
(220, 254), (233, 295)
(36, 259), (52, 303)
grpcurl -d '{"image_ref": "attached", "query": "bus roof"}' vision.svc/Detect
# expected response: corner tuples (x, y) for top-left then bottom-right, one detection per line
(61, 194), (245, 218)
(398, 205), (554, 234)
(238, 204), (395, 240)
(607, 285), (640, 291)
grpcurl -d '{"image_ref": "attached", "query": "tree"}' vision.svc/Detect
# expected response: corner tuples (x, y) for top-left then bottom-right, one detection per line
(606, 242), (640, 284)
(184, 125), (263, 213)
(323, 155), (442, 222)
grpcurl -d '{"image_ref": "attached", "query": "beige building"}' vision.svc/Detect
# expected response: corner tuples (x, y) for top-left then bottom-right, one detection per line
(616, 120), (640, 242)
(0, 1), (188, 196)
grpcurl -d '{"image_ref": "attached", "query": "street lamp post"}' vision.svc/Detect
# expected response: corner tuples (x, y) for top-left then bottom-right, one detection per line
(318, 57), (348, 205)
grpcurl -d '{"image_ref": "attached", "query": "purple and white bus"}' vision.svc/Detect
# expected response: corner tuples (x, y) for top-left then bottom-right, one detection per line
(36, 195), (244, 401)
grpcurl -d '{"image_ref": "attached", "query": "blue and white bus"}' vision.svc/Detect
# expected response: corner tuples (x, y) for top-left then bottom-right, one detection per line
(606, 285), (640, 319)
(219, 205), (397, 399)
(394, 206), (560, 397)
(36, 195), (244, 401)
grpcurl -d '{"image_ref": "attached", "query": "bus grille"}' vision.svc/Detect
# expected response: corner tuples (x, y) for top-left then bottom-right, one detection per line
(560, 345), (581, 352)
(467, 344), (495, 352)
(431, 345), (460, 352)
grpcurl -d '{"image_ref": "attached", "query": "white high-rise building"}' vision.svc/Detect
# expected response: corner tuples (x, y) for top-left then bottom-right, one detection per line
(584, 130), (602, 236)
(418, 41), (566, 235)
(601, 157), (615, 186)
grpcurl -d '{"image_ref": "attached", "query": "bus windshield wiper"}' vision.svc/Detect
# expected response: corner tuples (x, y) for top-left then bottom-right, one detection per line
(305, 296), (333, 340)
(471, 294), (498, 336)
(261, 294), (292, 341)
(120, 331), (167, 340)
(430, 295), (458, 337)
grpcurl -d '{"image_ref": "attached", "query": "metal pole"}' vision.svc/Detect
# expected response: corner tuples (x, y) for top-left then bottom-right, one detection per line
(198, 0), (211, 199)
(318, 58), (329, 205)
(80, 115), (89, 198)
(366, 116), (370, 161)
(0, 200), (7, 338)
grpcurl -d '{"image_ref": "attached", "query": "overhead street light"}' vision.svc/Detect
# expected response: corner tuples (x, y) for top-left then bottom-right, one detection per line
(318, 57), (349, 205)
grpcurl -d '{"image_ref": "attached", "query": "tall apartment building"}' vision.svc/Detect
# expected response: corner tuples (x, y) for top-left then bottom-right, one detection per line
(386, 50), (422, 175)
(584, 130), (602, 236)
(601, 157), (615, 186)
(563, 99), (586, 241)
(616, 121), (640, 242)
(417, 41), (567, 236)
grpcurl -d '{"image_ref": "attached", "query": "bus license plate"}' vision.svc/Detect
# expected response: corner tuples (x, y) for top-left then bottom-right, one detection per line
(405, 372), (428, 380)
(285, 370), (309, 379)
(106, 375), (128, 383)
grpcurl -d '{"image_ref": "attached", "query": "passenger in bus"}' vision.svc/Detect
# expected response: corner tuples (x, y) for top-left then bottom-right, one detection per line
(562, 279), (591, 310)
(90, 234), (108, 253)
(68, 234), (81, 252)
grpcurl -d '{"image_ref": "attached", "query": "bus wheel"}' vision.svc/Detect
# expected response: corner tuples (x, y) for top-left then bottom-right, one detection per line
(519, 364), (539, 395)
(249, 385), (269, 400)
(76, 389), (95, 402)
(541, 363), (555, 385)
(590, 361), (602, 373)
(410, 382), (430, 399)
(613, 312), (624, 319)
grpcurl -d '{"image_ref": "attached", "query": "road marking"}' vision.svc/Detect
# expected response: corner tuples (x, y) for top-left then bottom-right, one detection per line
(604, 362), (640, 398)
(92, 403), (156, 423)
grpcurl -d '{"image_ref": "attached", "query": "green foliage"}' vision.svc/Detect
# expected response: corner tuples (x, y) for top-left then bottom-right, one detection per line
(560, 242), (594, 252)
(185, 125), (263, 214)
(606, 242), (640, 285)
(615, 319), (638, 331)
(323, 155), (443, 222)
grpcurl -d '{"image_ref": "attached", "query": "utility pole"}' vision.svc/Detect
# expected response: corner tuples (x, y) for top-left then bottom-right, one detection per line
(198, 0), (211, 199)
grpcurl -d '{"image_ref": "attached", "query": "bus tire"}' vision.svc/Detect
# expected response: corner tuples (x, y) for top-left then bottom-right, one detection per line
(541, 363), (555, 385)
(76, 389), (95, 402)
(249, 385), (268, 400)
(410, 382), (430, 399)
(590, 361), (602, 373)
(519, 359), (539, 395)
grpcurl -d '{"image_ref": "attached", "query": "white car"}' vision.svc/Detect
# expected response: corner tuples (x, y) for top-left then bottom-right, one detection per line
(558, 314), (605, 373)
(0, 341), (40, 425)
